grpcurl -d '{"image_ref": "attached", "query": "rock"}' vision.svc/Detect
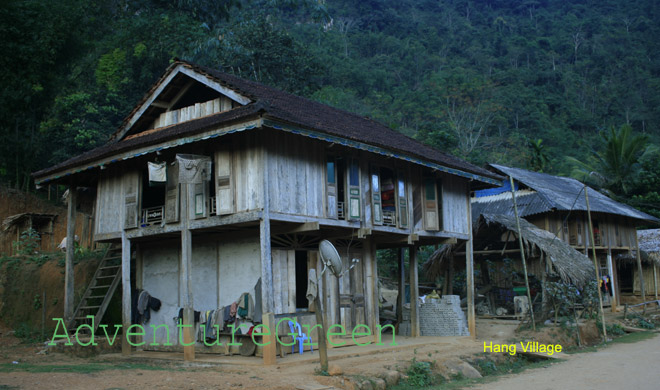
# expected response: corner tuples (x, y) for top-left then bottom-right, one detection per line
(442, 359), (482, 379)
(382, 371), (400, 386)
(328, 363), (343, 376)
(360, 380), (373, 390)
(372, 378), (386, 390)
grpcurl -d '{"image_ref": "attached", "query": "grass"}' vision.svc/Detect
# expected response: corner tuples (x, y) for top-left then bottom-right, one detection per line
(390, 355), (558, 390)
(562, 329), (656, 354)
(608, 331), (656, 344)
(0, 362), (169, 374)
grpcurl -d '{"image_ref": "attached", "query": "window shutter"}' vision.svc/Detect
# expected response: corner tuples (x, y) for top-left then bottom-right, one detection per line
(423, 177), (439, 231)
(347, 158), (361, 221)
(215, 149), (234, 215)
(326, 157), (337, 219)
(164, 163), (180, 223)
(397, 170), (408, 228)
(192, 182), (208, 219)
(124, 172), (140, 229)
(371, 167), (382, 225)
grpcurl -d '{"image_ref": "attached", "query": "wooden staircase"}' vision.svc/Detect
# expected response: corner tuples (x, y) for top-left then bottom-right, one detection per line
(69, 244), (123, 332)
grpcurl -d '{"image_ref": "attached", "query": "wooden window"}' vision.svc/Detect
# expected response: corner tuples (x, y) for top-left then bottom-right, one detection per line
(371, 168), (382, 225)
(124, 172), (141, 229)
(164, 163), (180, 223)
(422, 177), (439, 231)
(397, 170), (408, 228)
(192, 182), (208, 219)
(326, 157), (338, 219)
(347, 158), (361, 221)
(215, 149), (234, 215)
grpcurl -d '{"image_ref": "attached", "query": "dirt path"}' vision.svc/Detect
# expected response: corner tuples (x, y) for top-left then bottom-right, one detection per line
(474, 333), (660, 390)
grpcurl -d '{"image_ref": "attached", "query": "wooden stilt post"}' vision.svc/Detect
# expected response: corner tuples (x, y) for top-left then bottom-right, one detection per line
(509, 176), (535, 331)
(121, 230), (132, 355)
(585, 186), (607, 339)
(448, 256), (454, 295)
(409, 245), (419, 337)
(634, 232), (646, 304)
(607, 249), (617, 312)
(181, 184), (195, 361)
(64, 186), (77, 324)
(313, 294), (329, 371)
(465, 189), (476, 338)
(654, 264), (658, 300)
(397, 248), (405, 328)
(262, 312), (277, 366)
(260, 145), (274, 316)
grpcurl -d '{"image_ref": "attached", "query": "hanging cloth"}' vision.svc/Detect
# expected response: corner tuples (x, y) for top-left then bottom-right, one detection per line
(148, 161), (167, 186)
(175, 154), (212, 184)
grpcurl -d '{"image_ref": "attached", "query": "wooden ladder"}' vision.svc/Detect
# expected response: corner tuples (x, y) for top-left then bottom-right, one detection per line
(68, 244), (123, 333)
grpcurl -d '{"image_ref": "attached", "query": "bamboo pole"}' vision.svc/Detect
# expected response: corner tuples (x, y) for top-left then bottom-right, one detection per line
(409, 245), (419, 337)
(654, 264), (658, 300)
(585, 186), (607, 339)
(634, 232), (646, 304)
(465, 188), (476, 338)
(64, 186), (76, 324)
(508, 176), (535, 330)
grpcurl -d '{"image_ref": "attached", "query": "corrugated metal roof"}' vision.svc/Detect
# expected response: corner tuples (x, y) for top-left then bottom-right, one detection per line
(472, 164), (658, 224)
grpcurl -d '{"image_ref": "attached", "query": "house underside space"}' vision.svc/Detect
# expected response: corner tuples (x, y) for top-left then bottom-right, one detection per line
(91, 215), (467, 359)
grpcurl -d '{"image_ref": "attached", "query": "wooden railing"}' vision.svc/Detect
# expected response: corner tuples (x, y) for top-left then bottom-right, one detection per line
(141, 206), (164, 226)
(209, 196), (217, 216)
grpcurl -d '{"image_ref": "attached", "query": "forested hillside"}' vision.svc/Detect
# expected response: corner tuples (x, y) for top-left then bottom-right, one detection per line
(2, 0), (659, 215)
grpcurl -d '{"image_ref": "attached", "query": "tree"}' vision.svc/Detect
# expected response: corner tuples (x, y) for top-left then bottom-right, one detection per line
(528, 138), (550, 172)
(567, 124), (648, 196)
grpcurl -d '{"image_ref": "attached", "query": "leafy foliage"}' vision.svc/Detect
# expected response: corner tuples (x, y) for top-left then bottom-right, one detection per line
(1, 0), (659, 204)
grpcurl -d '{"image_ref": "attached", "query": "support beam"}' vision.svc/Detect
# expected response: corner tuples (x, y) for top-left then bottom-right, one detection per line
(181, 185), (194, 361)
(121, 231), (132, 355)
(607, 249), (617, 312)
(277, 222), (320, 234)
(585, 186), (607, 339)
(409, 245), (419, 337)
(64, 187), (77, 324)
(262, 312), (277, 365)
(364, 237), (376, 330)
(261, 143), (274, 315)
(654, 264), (658, 300)
(634, 232), (646, 303)
(397, 248), (405, 329)
(509, 176), (535, 331)
(465, 187), (476, 338)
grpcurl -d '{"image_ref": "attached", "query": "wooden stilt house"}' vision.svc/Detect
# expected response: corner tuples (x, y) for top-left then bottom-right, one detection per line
(32, 60), (501, 360)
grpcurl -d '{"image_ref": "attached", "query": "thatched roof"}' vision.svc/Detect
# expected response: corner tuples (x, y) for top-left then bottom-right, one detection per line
(423, 213), (595, 287)
(2, 213), (57, 232)
(616, 229), (660, 267)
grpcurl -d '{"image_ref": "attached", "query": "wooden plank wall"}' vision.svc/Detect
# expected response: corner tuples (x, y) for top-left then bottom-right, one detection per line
(441, 175), (469, 234)
(233, 132), (264, 212)
(266, 132), (325, 218)
(95, 167), (129, 236)
(271, 249), (297, 315)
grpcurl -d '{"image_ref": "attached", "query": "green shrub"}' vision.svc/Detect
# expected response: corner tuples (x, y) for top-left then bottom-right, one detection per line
(406, 359), (436, 387)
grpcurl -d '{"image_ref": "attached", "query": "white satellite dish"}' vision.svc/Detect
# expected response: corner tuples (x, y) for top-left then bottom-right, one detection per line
(319, 239), (342, 277)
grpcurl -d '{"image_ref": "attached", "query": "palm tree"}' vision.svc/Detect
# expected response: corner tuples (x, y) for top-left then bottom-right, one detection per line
(566, 124), (648, 196)
(528, 138), (549, 172)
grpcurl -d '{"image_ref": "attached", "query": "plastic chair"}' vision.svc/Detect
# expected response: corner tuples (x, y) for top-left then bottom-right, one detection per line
(288, 320), (312, 355)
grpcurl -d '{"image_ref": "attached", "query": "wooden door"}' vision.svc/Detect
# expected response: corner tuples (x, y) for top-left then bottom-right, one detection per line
(338, 251), (365, 330)
(423, 177), (439, 231)
(326, 157), (338, 219)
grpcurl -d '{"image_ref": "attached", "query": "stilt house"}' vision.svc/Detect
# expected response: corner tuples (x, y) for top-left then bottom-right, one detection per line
(470, 164), (658, 307)
(32, 60), (501, 358)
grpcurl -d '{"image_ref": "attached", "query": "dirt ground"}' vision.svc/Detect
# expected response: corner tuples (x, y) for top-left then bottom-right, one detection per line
(0, 309), (655, 390)
(472, 332), (660, 390)
(0, 324), (484, 390)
